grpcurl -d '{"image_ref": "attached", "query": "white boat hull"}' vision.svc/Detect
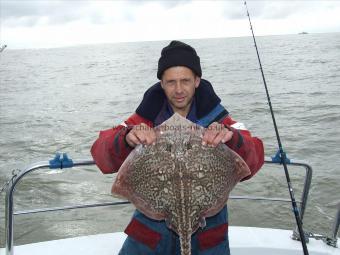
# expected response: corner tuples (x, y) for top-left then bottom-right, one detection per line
(1, 226), (338, 255)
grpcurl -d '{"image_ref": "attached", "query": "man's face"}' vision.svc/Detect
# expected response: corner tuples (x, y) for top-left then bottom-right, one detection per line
(161, 66), (200, 116)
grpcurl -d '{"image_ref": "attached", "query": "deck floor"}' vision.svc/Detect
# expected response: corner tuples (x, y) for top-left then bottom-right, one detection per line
(0, 227), (339, 255)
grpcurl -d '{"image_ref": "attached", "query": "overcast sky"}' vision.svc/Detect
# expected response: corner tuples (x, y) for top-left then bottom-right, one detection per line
(1, 0), (340, 49)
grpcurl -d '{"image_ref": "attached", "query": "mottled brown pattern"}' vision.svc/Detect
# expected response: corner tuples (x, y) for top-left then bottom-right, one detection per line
(112, 113), (250, 255)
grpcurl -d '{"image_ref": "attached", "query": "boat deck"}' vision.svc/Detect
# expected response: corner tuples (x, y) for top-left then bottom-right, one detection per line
(1, 226), (338, 255)
(1, 156), (338, 255)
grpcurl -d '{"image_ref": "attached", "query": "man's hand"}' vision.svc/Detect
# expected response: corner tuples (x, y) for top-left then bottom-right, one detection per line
(125, 123), (156, 148)
(202, 122), (233, 147)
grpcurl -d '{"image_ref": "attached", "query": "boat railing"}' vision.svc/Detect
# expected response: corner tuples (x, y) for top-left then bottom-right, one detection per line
(2, 153), (339, 255)
(0, 45), (7, 53)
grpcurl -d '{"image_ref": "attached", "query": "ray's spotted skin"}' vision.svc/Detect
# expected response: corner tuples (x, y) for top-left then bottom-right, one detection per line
(112, 113), (250, 255)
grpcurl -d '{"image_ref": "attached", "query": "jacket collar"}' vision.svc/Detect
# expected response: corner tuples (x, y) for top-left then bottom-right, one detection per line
(135, 79), (221, 121)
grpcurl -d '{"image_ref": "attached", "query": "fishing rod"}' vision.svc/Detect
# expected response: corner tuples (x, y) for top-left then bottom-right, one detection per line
(243, 2), (309, 255)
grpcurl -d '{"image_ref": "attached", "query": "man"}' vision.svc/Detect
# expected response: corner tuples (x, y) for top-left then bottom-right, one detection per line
(91, 40), (264, 255)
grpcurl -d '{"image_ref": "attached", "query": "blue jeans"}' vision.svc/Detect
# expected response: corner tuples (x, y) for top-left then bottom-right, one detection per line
(118, 206), (230, 255)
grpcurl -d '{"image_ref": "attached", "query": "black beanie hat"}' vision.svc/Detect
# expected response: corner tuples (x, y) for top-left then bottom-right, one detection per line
(157, 40), (202, 80)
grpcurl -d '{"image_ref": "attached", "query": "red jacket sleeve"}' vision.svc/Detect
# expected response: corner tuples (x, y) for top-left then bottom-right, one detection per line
(220, 115), (264, 181)
(91, 114), (153, 174)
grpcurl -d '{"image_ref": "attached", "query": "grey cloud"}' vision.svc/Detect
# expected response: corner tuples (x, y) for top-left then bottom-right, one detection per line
(222, 2), (279, 20)
(1, 1), (45, 18)
(1, 1), (104, 27)
(1, 0), (147, 27)
(218, 1), (266, 19)
(3, 0), (339, 28)
(159, 0), (192, 9)
(232, 1), (340, 20)
(259, 2), (310, 19)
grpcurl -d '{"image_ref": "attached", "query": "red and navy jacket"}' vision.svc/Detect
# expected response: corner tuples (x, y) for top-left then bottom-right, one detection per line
(91, 79), (264, 180)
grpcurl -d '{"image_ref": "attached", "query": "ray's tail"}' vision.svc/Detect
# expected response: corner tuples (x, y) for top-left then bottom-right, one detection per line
(179, 233), (192, 255)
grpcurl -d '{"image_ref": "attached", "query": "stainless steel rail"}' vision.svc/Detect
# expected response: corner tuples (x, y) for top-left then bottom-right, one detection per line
(4, 159), (94, 255)
(3, 156), (316, 255)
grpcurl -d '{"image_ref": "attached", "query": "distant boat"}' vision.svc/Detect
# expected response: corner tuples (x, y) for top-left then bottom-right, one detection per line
(298, 32), (308, 35)
(0, 44), (7, 52)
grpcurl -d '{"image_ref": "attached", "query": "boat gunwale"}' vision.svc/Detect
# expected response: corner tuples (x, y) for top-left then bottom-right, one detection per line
(2, 154), (338, 254)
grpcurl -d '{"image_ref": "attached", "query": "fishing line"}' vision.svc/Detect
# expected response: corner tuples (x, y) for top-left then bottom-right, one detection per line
(243, 2), (309, 254)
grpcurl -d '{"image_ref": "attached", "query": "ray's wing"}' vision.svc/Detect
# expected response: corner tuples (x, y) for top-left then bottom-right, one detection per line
(112, 141), (176, 220)
(182, 136), (250, 231)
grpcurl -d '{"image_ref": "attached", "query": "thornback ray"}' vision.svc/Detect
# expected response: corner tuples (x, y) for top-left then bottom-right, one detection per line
(112, 113), (251, 255)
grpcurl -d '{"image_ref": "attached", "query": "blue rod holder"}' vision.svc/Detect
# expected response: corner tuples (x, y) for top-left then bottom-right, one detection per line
(49, 153), (74, 169)
(271, 149), (291, 164)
